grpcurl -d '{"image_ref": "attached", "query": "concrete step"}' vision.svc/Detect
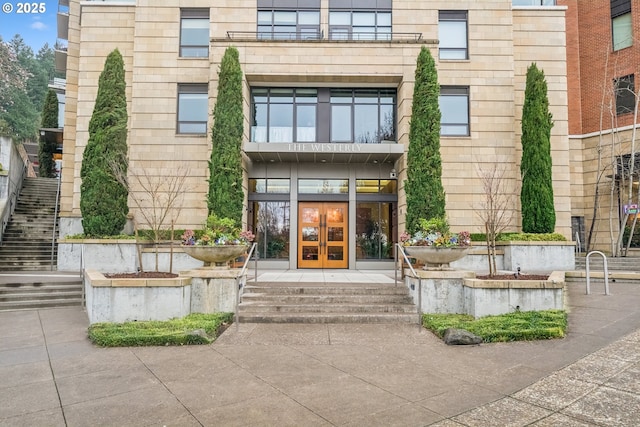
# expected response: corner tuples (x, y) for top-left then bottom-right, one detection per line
(238, 312), (419, 324)
(0, 298), (83, 311)
(0, 280), (83, 310)
(237, 282), (418, 324)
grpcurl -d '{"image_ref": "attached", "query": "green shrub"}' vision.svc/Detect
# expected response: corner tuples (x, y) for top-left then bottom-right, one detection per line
(470, 232), (566, 242)
(64, 233), (135, 240)
(80, 48), (129, 237)
(38, 89), (58, 178)
(623, 225), (640, 248)
(405, 46), (445, 233)
(423, 310), (567, 343)
(88, 313), (233, 347)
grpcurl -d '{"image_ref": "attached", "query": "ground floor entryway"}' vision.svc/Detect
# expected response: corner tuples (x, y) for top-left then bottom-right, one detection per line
(298, 202), (348, 269)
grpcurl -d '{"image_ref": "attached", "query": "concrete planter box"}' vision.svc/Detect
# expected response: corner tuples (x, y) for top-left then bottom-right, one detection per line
(84, 268), (247, 324)
(58, 240), (204, 273)
(405, 270), (565, 318)
(84, 269), (192, 324)
(451, 241), (575, 273)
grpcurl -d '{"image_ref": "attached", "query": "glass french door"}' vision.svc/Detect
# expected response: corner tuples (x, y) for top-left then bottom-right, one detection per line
(298, 202), (348, 268)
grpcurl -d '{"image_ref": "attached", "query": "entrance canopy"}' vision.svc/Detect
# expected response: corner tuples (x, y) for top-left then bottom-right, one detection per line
(243, 142), (404, 164)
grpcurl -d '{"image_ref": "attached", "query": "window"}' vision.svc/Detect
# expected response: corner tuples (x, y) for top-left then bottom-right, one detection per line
(330, 89), (396, 143)
(251, 88), (317, 142)
(615, 74), (635, 115)
(180, 9), (209, 57)
(439, 87), (470, 136)
(611, 0), (633, 51)
(512, 0), (556, 5)
(329, 10), (391, 40)
(250, 88), (396, 143)
(439, 11), (468, 60)
(177, 84), (208, 134)
(251, 201), (291, 259)
(258, 9), (321, 40)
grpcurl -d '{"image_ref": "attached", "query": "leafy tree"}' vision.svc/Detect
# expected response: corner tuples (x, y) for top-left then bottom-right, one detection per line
(404, 46), (445, 233)
(208, 46), (244, 224)
(520, 63), (555, 233)
(80, 49), (129, 236)
(39, 89), (59, 177)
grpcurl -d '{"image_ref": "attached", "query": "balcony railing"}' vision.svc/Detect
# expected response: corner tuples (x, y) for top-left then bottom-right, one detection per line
(512, 0), (557, 5)
(226, 31), (422, 42)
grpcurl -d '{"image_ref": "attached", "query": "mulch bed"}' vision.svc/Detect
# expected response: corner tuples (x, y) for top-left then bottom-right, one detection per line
(475, 274), (549, 280)
(104, 272), (179, 279)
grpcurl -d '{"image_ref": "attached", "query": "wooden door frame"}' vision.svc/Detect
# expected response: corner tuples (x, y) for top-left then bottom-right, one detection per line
(297, 202), (348, 269)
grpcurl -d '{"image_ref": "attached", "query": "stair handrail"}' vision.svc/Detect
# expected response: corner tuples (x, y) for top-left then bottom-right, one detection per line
(586, 250), (610, 295)
(235, 242), (258, 330)
(0, 156), (27, 246)
(395, 243), (422, 326)
(50, 175), (62, 270)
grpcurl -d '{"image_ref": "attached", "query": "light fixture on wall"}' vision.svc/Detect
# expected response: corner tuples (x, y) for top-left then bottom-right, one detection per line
(390, 168), (397, 179)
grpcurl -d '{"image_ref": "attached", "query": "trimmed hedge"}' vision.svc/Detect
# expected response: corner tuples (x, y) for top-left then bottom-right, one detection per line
(470, 232), (567, 242)
(88, 313), (233, 347)
(423, 310), (567, 343)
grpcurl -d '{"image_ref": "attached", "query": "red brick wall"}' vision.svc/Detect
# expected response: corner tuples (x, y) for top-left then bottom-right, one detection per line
(571, 0), (640, 135)
(559, 0), (583, 135)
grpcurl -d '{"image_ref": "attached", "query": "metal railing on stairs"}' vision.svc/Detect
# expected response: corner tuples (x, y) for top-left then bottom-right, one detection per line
(395, 243), (422, 326)
(235, 243), (258, 330)
(50, 175), (62, 270)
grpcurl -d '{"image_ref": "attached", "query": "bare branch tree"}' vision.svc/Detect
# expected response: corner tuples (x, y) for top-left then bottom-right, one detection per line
(475, 162), (515, 276)
(111, 162), (191, 271)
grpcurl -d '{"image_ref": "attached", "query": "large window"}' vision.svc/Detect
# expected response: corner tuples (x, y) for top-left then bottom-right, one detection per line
(251, 88), (317, 142)
(249, 178), (291, 259)
(612, 0), (633, 51)
(439, 11), (468, 60)
(439, 86), (470, 136)
(329, 10), (391, 40)
(258, 9), (320, 40)
(177, 84), (208, 134)
(250, 88), (397, 144)
(180, 9), (209, 58)
(355, 179), (397, 260)
(615, 74), (635, 115)
(330, 89), (396, 143)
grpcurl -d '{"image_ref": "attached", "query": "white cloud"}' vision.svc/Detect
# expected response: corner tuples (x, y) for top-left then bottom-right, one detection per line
(31, 21), (48, 31)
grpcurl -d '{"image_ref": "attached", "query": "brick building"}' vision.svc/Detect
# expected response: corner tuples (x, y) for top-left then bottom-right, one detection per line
(55, 0), (572, 269)
(560, 0), (640, 253)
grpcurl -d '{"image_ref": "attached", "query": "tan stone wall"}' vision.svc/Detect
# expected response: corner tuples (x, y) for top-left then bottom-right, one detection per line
(61, 0), (571, 238)
(513, 7), (572, 239)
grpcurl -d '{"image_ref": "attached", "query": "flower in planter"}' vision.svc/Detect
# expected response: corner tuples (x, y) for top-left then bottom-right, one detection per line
(181, 214), (255, 246)
(401, 217), (470, 248)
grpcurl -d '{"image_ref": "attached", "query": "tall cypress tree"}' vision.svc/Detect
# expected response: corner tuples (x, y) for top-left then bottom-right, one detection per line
(404, 46), (445, 233)
(80, 49), (129, 236)
(39, 89), (58, 178)
(208, 46), (244, 224)
(520, 63), (555, 233)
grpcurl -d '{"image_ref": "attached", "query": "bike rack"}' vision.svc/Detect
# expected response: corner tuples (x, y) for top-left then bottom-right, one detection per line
(585, 250), (610, 295)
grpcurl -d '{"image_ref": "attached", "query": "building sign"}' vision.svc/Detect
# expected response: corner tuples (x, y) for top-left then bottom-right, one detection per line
(288, 143), (365, 153)
(624, 204), (638, 214)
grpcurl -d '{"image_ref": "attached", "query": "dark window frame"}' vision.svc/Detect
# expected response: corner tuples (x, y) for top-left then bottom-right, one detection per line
(328, 10), (392, 41)
(177, 83), (208, 135)
(257, 9), (321, 40)
(179, 9), (209, 58)
(439, 86), (470, 137)
(615, 74), (636, 116)
(438, 10), (468, 60)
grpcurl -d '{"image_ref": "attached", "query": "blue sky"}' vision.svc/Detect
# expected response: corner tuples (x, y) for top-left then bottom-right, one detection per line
(0, 0), (59, 52)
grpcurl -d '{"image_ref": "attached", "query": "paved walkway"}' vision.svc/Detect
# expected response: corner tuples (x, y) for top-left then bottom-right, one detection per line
(1, 272), (640, 426)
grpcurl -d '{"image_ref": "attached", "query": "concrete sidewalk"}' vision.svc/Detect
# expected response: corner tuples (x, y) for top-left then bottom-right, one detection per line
(1, 279), (640, 426)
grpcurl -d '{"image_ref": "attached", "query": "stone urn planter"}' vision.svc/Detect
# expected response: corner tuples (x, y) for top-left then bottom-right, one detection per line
(404, 246), (470, 270)
(181, 245), (248, 268)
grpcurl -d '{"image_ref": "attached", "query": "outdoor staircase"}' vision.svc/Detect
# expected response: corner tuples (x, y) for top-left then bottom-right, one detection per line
(575, 255), (640, 272)
(0, 277), (83, 311)
(0, 177), (59, 271)
(237, 282), (419, 324)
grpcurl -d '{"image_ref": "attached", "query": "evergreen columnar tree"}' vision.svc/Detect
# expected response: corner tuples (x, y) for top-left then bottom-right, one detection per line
(520, 63), (555, 233)
(208, 46), (244, 224)
(80, 49), (129, 236)
(404, 46), (445, 234)
(39, 89), (58, 178)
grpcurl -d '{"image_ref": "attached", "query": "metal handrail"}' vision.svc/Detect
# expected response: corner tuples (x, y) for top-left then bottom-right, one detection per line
(0, 164), (27, 245)
(50, 175), (62, 270)
(395, 243), (422, 326)
(235, 242), (258, 330)
(586, 250), (610, 295)
(226, 30), (422, 42)
(575, 231), (581, 253)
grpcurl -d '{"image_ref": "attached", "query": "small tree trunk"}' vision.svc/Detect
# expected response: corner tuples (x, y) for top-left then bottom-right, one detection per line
(134, 219), (144, 273)
(485, 223), (493, 276)
(170, 220), (174, 274)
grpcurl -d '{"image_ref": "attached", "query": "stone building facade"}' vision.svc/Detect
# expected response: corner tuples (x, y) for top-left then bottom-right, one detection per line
(57, 0), (571, 269)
